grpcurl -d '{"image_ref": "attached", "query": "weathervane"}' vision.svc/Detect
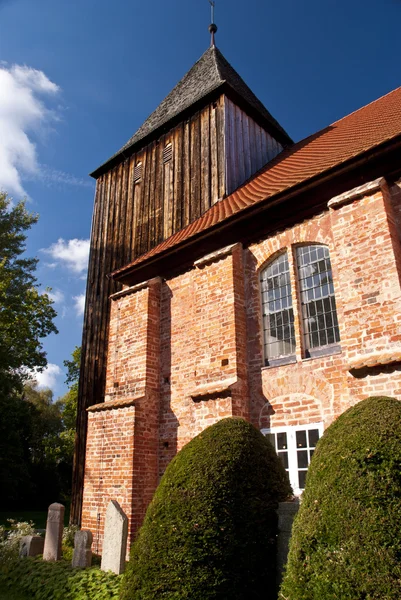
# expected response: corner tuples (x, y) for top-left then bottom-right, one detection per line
(208, 0), (218, 47)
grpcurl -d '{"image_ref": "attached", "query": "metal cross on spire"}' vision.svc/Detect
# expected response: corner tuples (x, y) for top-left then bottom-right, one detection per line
(209, 0), (215, 23)
(208, 0), (218, 47)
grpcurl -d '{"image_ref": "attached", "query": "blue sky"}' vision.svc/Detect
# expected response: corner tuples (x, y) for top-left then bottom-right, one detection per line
(0, 0), (400, 396)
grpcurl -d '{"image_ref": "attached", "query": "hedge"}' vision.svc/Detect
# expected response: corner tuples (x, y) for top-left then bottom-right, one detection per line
(280, 396), (401, 600)
(120, 417), (292, 600)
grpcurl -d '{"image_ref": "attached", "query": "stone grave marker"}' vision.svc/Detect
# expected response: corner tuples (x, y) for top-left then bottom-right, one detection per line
(72, 529), (93, 568)
(19, 535), (44, 558)
(43, 502), (65, 561)
(101, 500), (128, 575)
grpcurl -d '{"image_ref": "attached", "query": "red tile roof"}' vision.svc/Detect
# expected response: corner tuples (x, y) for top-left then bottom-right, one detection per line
(111, 85), (401, 280)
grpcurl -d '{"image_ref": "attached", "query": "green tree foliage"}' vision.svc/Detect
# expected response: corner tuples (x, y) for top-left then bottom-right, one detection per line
(280, 397), (401, 600)
(0, 382), (63, 509)
(63, 346), (81, 387)
(57, 346), (80, 431)
(121, 417), (292, 600)
(53, 346), (81, 501)
(0, 192), (58, 509)
(0, 393), (34, 507)
(24, 382), (72, 505)
(23, 384), (62, 464)
(0, 192), (57, 395)
(0, 342), (80, 511)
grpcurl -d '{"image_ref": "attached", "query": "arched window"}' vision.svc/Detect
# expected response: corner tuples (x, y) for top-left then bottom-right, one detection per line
(260, 252), (296, 365)
(296, 244), (340, 355)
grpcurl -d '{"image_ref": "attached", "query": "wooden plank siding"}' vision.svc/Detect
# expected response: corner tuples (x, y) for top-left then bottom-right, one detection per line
(224, 97), (283, 195)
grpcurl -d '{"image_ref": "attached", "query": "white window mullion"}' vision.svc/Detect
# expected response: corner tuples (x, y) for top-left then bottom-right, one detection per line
(262, 422), (323, 496)
(286, 429), (298, 493)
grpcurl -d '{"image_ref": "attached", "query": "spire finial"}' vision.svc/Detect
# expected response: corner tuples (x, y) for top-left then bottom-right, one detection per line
(208, 1), (217, 47)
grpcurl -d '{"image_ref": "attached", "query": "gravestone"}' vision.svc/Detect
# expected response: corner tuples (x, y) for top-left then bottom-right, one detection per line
(101, 500), (128, 574)
(19, 535), (44, 558)
(43, 502), (65, 561)
(72, 529), (93, 568)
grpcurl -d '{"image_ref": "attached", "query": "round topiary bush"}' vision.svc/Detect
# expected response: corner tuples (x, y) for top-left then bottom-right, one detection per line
(120, 417), (292, 600)
(280, 396), (401, 600)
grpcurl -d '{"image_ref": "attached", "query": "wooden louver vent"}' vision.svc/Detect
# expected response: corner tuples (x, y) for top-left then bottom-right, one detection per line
(163, 143), (173, 164)
(134, 162), (142, 182)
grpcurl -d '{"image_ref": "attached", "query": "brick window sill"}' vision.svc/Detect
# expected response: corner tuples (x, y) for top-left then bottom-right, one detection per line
(262, 345), (342, 370)
(303, 344), (342, 360)
(348, 348), (401, 371)
(190, 377), (237, 402)
(263, 355), (297, 369)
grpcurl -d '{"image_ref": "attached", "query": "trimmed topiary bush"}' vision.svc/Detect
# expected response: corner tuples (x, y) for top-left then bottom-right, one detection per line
(280, 396), (401, 600)
(121, 417), (292, 600)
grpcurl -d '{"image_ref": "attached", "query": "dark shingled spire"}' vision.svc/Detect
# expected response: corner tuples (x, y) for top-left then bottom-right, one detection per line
(91, 46), (292, 178)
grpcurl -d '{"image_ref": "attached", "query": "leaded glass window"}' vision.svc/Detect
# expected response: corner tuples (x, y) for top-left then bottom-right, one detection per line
(296, 244), (340, 353)
(260, 252), (296, 364)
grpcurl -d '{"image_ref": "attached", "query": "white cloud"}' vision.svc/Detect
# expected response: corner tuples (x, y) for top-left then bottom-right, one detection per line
(0, 64), (59, 197)
(73, 293), (86, 316)
(34, 363), (62, 390)
(25, 164), (95, 191)
(46, 288), (65, 304)
(41, 238), (90, 273)
(11, 65), (59, 95)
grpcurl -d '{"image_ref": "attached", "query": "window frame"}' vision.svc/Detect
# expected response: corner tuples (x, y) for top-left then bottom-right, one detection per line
(261, 422), (324, 495)
(259, 251), (297, 367)
(294, 243), (340, 358)
(260, 243), (341, 366)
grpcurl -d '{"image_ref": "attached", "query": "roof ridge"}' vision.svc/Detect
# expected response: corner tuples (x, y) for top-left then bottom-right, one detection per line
(208, 45), (223, 80)
(212, 46), (225, 82)
(332, 85), (401, 126)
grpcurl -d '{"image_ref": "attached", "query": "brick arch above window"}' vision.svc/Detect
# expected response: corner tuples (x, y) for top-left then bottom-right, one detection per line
(250, 211), (334, 272)
(259, 393), (323, 429)
(261, 368), (334, 414)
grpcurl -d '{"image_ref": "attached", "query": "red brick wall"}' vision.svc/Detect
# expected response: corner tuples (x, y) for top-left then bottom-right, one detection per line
(82, 180), (401, 556)
(81, 405), (136, 555)
(246, 185), (401, 433)
(331, 191), (401, 360)
(159, 244), (249, 476)
(105, 283), (150, 400)
(387, 180), (401, 244)
(82, 278), (161, 553)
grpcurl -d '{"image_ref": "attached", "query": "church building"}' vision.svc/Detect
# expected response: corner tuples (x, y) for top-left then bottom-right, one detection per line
(72, 28), (401, 555)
